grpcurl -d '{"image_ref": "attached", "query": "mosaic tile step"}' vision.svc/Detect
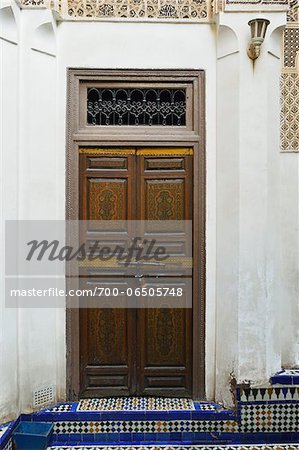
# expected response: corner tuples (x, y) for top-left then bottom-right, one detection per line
(47, 445), (299, 450)
(271, 370), (299, 385)
(77, 398), (195, 411)
(51, 418), (239, 434)
(33, 399), (235, 422)
(239, 403), (298, 433)
(42, 399), (223, 414)
(2, 388), (298, 449)
(0, 421), (16, 450)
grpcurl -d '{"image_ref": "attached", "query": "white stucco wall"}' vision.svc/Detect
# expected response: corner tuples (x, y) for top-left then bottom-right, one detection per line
(0, 0), (298, 422)
(0, 1), (20, 421)
(216, 12), (298, 404)
(216, 22), (240, 404)
(0, 4), (66, 421)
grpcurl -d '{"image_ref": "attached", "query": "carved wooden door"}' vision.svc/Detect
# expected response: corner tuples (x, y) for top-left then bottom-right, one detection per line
(79, 148), (193, 398)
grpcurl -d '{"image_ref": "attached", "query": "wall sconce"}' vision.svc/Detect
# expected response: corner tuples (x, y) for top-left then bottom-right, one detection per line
(247, 18), (270, 60)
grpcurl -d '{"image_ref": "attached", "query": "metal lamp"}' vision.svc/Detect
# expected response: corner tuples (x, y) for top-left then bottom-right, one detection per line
(247, 18), (270, 60)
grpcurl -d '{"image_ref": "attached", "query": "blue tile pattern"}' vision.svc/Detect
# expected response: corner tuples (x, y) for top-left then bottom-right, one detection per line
(0, 420), (18, 450)
(237, 386), (299, 402)
(47, 446), (299, 450)
(77, 398), (195, 411)
(271, 370), (299, 386)
(1, 384), (298, 448)
(48, 404), (73, 413)
(0, 426), (9, 440)
(239, 403), (298, 433)
(52, 419), (239, 434)
(3, 439), (13, 450)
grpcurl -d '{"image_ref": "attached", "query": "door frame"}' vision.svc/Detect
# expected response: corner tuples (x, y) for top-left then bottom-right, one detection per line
(66, 69), (206, 400)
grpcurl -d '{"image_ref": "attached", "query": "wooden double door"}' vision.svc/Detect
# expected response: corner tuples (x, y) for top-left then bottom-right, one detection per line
(79, 148), (193, 398)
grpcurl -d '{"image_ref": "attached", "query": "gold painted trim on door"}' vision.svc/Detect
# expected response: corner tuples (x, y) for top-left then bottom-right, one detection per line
(79, 148), (193, 156)
(79, 148), (136, 155)
(137, 148), (193, 156)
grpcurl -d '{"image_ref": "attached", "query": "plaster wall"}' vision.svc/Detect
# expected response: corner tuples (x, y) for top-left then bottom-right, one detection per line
(216, 24), (240, 404)
(0, 5), (65, 421)
(0, 4), (19, 421)
(16, 10), (66, 415)
(216, 13), (298, 404)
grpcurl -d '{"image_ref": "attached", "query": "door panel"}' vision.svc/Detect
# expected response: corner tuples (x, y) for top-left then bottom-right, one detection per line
(79, 150), (136, 397)
(88, 178), (128, 221)
(79, 148), (193, 397)
(79, 304), (135, 397)
(136, 149), (193, 397)
(144, 179), (185, 220)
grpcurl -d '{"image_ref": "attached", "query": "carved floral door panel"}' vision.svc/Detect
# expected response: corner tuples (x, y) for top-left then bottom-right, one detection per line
(79, 148), (193, 397)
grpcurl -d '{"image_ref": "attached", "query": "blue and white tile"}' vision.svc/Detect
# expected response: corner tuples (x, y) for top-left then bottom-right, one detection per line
(47, 404), (74, 413)
(3, 438), (13, 450)
(0, 425), (9, 439)
(53, 419), (239, 434)
(77, 397), (195, 412)
(240, 403), (299, 433)
(47, 445), (299, 450)
(238, 386), (299, 402)
(271, 369), (299, 386)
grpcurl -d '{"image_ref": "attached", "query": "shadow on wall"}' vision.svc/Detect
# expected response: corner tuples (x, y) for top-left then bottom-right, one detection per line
(31, 22), (57, 56)
(0, 6), (18, 43)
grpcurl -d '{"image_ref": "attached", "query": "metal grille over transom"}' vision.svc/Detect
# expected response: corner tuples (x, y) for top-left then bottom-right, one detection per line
(87, 88), (186, 126)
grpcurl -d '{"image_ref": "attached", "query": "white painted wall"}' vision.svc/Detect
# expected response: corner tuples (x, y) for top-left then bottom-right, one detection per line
(216, 12), (298, 405)
(0, 3), (19, 422)
(0, 3), (66, 422)
(0, 0), (298, 421)
(17, 9), (67, 415)
(216, 23), (240, 405)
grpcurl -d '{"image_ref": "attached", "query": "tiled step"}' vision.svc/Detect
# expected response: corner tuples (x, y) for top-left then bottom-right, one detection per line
(47, 445), (299, 450)
(25, 399), (237, 447)
(2, 391), (298, 450)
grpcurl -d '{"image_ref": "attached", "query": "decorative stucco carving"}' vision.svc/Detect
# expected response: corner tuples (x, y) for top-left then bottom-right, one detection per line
(211, 0), (290, 15)
(21, 0), (45, 4)
(219, 0), (289, 11)
(225, 0), (288, 5)
(20, 0), (209, 19)
(280, 72), (299, 152)
(65, 0), (208, 20)
(18, 0), (292, 19)
(283, 27), (299, 68)
(280, 1), (299, 152)
(287, 0), (299, 21)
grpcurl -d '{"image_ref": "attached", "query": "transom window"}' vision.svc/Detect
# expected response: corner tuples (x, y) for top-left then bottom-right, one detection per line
(87, 87), (186, 126)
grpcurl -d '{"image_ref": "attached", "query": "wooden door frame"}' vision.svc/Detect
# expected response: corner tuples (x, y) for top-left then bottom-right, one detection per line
(66, 69), (206, 400)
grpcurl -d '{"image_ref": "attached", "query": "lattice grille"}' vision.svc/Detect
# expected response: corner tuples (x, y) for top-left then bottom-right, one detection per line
(280, 1), (299, 152)
(87, 88), (186, 126)
(33, 385), (55, 407)
(280, 72), (299, 152)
